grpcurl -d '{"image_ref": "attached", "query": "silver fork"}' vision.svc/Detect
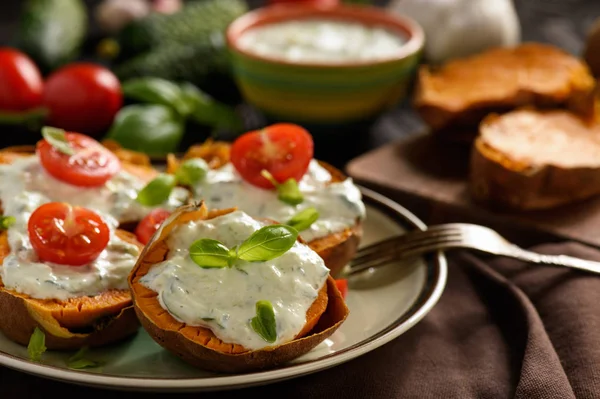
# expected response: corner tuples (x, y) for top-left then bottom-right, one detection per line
(345, 223), (600, 277)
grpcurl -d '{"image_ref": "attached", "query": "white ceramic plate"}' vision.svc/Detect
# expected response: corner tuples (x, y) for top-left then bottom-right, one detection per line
(0, 187), (447, 392)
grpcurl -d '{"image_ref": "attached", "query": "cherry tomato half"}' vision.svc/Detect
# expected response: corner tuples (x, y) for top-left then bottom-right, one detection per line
(42, 63), (122, 136)
(37, 132), (121, 187)
(230, 123), (314, 189)
(28, 202), (111, 266)
(0, 48), (44, 112)
(134, 208), (171, 245)
(335, 279), (348, 299)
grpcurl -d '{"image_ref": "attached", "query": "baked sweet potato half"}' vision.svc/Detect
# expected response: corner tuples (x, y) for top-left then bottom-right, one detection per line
(470, 108), (600, 210)
(128, 202), (349, 373)
(167, 139), (363, 277)
(414, 43), (597, 139)
(0, 229), (143, 350)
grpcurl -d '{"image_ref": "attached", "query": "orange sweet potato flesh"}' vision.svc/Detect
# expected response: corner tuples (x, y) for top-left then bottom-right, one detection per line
(0, 229), (143, 350)
(414, 42), (597, 139)
(172, 142), (363, 278)
(128, 202), (349, 373)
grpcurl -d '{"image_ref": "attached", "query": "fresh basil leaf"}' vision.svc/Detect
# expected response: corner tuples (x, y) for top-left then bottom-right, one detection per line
(189, 238), (233, 268)
(0, 215), (15, 230)
(260, 170), (304, 205)
(105, 104), (184, 157)
(67, 347), (101, 369)
(236, 225), (298, 262)
(286, 207), (319, 231)
(41, 126), (75, 155)
(250, 300), (277, 343)
(136, 173), (176, 206)
(277, 178), (303, 205)
(122, 77), (192, 117)
(27, 327), (46, 362)
(180, 82), (244, 132)
(175, 158), (209, 186)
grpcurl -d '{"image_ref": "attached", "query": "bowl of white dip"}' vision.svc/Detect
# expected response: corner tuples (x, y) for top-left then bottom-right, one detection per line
(226, 3), (424, 125)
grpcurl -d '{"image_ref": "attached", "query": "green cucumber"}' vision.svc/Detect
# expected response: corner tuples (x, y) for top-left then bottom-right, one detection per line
(15, 0), (87, 72)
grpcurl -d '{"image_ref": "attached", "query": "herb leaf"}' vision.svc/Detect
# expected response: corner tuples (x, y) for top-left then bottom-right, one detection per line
(27, 327), (46, 362)
(175, 158), (209, 186)
(250, 300), (277, 343)
(189, 238), (234, 268)
(236, 225), (298, 262)
(0, 215), (15, 230)
(67, 347), (101, 369)
(286, 207), (319, 231)
(136, 173), (176, 206)
(41, 126), (75, 156)
(260, 170), (303, 205)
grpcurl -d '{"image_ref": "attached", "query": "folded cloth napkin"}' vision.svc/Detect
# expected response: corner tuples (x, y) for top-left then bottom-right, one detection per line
(3, 242), (600, 399)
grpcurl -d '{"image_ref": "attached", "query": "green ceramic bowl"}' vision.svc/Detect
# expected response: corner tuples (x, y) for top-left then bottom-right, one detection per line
(226, 4), (424, 126)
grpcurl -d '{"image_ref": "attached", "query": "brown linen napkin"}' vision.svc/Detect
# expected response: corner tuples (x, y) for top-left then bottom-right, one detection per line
(3, 241), (600, 399)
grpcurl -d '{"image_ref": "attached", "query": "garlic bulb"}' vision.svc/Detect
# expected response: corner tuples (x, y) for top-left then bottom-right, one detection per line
(387, 0), (521, 64)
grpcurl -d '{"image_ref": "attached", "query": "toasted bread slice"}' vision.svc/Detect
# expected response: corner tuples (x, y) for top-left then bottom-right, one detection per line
(170, 142), (363, 277)
(414, 43), (597, 139)
(470, 108), (600, 210)
(0, 230), (143, 350)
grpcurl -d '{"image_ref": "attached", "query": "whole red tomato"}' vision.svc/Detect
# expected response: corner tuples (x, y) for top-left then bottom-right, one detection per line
(267, 0), (340, 6)
(0, 48), (44, 112)
(42, 63), (122, 136)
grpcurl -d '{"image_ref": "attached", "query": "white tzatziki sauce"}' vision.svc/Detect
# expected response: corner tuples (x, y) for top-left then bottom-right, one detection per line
(191, 160), (366, 242)
(140, 211), (330, 350)
(0, 156), (186, 300)
(237, 19), (407, 63)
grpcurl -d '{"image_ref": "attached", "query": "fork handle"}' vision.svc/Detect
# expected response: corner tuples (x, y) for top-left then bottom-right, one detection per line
(505, 245), (600, 274)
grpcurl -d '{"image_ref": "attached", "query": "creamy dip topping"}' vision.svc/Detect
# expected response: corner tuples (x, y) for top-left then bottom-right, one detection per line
(192, 160), (366, 242)
(140, 210), (330, 350)
(237, 18), (407, 63)
(0, 156), (187, 300)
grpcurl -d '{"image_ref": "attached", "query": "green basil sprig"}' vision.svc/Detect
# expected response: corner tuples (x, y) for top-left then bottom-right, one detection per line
(122, 77), (193, 117)
(136, 173), (177, 206)
(42, 126), (75, 156)
(251, 300), (277, 343)
(175, 158), (209, 186)
(66, 347), (102, 370)
(286, 207), (319, 232)
(27, 327), (46, 362)
(188, 225), (298, 268)
(261, 170), (303, 206)
(0, 215), (16, 230)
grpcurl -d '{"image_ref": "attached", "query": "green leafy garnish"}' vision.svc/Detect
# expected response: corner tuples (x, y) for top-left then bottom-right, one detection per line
(175, 158), (209, 186)
(251, 300), (277, 343)
(0, 215), (16, 230)
(67, 347), (101, 369)
(235, 225), (298, 262)
(286, 207), (319, 231)
(41, 126), (75, 156)
(261, 170), (303, 206)
(27, 327), (46, 362)
(188, 225), (298, 268)
(136, 173), (177, 206)
(189, 239), (232, 269)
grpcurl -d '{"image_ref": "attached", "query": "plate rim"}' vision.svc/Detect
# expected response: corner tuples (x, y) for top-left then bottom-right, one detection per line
(0, 186), (448, 392)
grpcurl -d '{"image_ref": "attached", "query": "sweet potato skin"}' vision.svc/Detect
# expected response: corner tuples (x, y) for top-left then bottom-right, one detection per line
(469, 137), (600, 210)
(128, 203), (349, 373)
(0, 230), (142, 350)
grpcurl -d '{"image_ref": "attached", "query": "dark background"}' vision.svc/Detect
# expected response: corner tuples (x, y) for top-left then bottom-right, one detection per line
(0, 0), (599, 168)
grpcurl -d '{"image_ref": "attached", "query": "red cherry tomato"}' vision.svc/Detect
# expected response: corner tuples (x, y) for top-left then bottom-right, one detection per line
(0, 48), (43, 112)
(335, 279), (348, 299)
(28, 202), (111, 266)
(37, 132), (121, 187)
(267, 0), (340, 6)
(42, 63), (122, 136)
(134, 208), (171, 245)
(230, 123), (314, 189)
